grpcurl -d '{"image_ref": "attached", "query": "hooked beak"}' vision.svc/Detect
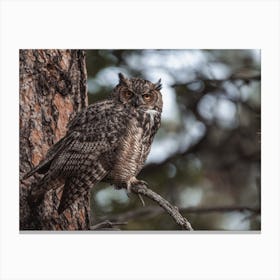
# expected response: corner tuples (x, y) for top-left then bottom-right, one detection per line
(132, 96), (140, 107)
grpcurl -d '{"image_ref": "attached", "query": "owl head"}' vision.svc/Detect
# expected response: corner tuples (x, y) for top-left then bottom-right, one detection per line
(112, 73), (163, 112)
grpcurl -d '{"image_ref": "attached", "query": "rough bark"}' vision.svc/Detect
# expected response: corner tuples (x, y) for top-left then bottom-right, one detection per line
(19, 49), (89, 230)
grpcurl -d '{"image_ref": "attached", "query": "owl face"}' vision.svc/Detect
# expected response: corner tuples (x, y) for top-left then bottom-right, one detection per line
(113, 73), (163, 112)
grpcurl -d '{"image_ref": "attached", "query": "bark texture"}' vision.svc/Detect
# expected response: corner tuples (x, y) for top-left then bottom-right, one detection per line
(19, 49), (89, 230)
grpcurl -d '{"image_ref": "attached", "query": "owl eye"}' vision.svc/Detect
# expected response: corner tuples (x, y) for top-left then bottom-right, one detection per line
(143, 94), (152, 102)
(124, 91), (133, 99)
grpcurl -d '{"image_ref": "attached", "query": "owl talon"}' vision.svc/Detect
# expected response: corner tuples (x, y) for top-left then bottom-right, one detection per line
(138, 194), (146, 207)
(134, 180), (148, 187)
(125, 181), (145, 206)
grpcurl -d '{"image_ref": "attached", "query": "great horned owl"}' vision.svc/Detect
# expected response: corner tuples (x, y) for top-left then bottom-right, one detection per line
(24, 73), (163, 213)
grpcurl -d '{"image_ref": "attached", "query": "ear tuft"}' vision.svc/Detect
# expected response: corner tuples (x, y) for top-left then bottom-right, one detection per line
(118, 73), (129, 85)
(154, 78), (162, 90)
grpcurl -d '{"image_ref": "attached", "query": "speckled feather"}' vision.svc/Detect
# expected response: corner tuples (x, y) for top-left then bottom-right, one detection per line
(24, 73), (163, 213)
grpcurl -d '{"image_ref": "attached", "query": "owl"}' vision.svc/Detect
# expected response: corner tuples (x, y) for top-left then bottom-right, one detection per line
(24, 73), (163, 214)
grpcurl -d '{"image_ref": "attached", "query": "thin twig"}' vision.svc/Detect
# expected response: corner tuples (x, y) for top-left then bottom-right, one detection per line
(130, 184), (193, 231)
(183, 206), (260, 214)
(90, 220), (128, 230)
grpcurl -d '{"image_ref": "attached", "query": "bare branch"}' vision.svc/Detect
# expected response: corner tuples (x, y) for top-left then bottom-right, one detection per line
(91, 220), (128, 230)
(130, 184), (194, 231)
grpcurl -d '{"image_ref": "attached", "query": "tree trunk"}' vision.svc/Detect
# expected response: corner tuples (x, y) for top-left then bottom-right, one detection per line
(19, 49), (90, 230)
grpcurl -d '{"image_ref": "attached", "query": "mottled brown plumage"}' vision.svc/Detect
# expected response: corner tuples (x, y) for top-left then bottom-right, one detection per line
(24, 73), (163, 213)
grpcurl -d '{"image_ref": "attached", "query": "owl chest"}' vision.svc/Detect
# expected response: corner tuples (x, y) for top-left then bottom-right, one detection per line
(107, 117), (154, 183)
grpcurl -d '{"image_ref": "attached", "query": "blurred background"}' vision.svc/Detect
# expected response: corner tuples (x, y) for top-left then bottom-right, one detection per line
(86, 50), (261, 231)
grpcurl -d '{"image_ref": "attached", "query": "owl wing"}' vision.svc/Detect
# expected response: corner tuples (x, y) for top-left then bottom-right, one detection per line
(22, 103), (100, 179)
(50, 100), (127, 175)
(28, 100), (129, 212)
(55, 100), (129, 213)
(29, 132), (113, 212)
(24, 100), (128, 179)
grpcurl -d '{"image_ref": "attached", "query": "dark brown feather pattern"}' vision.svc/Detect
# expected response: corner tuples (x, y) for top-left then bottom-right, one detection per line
(24, 73), (163, 213)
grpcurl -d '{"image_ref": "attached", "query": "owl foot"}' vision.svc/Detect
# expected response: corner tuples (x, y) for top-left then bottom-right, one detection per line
(131, 179), (147, 206)
(135, 179), (148, 187)
(124, 178), (147, 206)
(126, 178), (147, 193)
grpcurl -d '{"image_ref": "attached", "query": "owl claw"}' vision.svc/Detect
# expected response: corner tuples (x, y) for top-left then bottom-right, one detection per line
(114, 178), (148, 198)
(124, 179), (146, 206)
(136, 180), (148, 187)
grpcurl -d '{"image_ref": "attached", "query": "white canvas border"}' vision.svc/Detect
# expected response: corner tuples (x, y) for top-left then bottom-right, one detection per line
(1, 0), (279, 279)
